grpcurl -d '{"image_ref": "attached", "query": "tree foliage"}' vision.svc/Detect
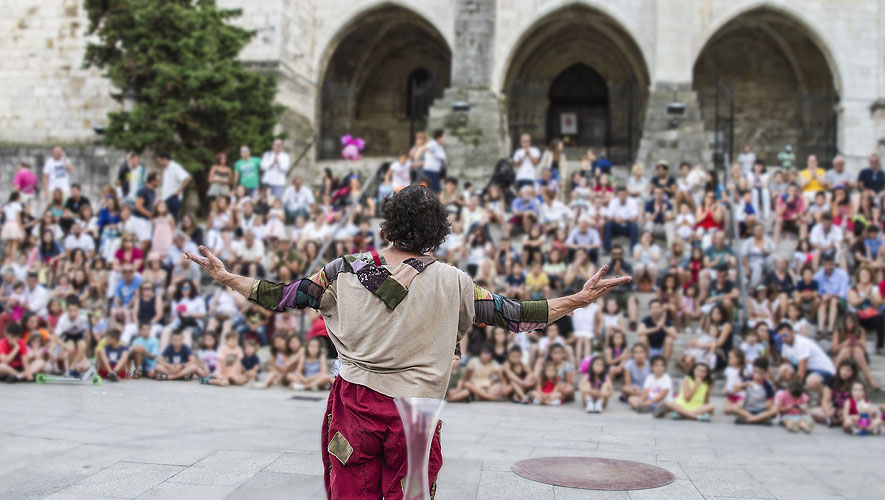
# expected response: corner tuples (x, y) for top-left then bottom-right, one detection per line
(83, 0), (283, 173)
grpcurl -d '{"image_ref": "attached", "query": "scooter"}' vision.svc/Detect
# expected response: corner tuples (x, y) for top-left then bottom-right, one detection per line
(35, 362), (102, 386)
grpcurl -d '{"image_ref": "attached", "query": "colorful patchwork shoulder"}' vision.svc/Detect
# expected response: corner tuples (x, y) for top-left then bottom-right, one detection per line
(344, 254), (436, 310)
(473, 284), (548, 332)
(248, 253), (436, 312)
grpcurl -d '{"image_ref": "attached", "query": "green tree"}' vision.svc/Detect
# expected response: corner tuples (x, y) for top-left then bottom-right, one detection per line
(83, 0), (283, 176)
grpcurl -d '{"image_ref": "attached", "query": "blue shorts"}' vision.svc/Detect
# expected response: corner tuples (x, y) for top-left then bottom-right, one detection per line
(806, 369), (834, 387)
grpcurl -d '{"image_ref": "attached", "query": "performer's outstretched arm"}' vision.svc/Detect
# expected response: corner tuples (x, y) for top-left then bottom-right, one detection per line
(472, 264), (630, 333)
(185, 245), (326, 311)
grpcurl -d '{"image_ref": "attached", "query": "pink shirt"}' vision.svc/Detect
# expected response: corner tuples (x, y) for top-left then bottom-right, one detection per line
(14, 168), (38, 194)
(775, 389), (809, 416)
(217, 344), (243, 378)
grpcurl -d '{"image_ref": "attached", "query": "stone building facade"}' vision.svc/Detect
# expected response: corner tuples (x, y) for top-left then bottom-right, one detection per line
(2, 0), (885, 181)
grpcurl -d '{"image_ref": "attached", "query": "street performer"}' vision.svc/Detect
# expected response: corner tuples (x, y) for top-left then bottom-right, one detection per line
(185, 184), (630, 499)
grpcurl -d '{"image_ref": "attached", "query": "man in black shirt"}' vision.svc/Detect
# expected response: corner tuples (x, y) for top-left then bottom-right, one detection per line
(857, 153), (883, 218)
(134, 173), (159, 220)
(650, 162), (677, 199)
(60, 184), (91, 235)
(705, 265), (739, 319)
(638, 299), (678, 361)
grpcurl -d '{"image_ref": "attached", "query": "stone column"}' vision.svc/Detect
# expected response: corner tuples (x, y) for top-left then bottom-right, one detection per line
(427, 0), (507, 186)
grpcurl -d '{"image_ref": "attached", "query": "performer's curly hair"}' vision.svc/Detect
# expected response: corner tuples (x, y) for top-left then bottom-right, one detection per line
(380, 185), (450, 254)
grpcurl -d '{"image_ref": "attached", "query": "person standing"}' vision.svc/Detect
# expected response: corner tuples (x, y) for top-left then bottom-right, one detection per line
(42, 146), (74, 201)
(234, 145), (261, 196)
(156, 152), (191, 222)
(185, 185), (630, 499)
(116, 152), (145, 207)
(737, 144), (756, 176)
(420, 129), (447, 194)
(260, 139), (291, 200)
(513, 133), (541, 191)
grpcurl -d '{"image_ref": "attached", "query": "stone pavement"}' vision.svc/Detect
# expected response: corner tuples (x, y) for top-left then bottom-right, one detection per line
(2, 380), (884, 500)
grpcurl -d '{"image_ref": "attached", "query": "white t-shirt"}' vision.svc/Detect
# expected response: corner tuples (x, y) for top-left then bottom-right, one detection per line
(606, 197), (639, 220)
(232, 239), (265, 262)
(260, 150), (291, 187)
(172, 296), (206, 319)
(781, 335), (835, 374)
(63, 233), (94, 253)
(422, 141), (447, 173)
(3, 202), (22, 224)
(390, 160), (412, 189)
(572, 302), (599, 338)
(55, 313), (89, 337)
(161, 160), (191, 200)
(642, 373), (673, 402)
(738, 152), (756, 174)
(513, 147), (541, 181)
(809, 224), (843, 249)
(281, 185), (315, 212)
(43, 157), (71, 193)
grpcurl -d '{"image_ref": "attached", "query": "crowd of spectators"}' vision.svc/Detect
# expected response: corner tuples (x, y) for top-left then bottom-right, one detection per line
(1, 136), (884, 435)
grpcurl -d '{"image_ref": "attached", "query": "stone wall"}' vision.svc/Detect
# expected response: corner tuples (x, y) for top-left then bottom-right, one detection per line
(0, 145), (124, 204)
(2, 0), (884, 173)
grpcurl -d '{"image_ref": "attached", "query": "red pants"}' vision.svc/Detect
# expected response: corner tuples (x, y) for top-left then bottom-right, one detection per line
(322, 377), (442, 500)
(98, 367), (126, 379)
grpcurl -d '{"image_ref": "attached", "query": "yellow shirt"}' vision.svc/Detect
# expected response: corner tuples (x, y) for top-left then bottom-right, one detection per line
(800, 168), (825, 192)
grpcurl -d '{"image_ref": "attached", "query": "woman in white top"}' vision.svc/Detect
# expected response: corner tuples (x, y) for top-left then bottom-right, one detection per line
(626, 163), (647, 203)
(572, 302), (601, 363)
(206, 195), (235, 250)
(747, 285), (775, 329)
(633, 230), (663, 289)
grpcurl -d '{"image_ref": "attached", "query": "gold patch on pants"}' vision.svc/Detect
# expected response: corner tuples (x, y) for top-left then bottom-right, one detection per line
(327, 431), (354, 465)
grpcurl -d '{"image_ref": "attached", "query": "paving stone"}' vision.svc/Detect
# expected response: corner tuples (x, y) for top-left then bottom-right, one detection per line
(135, 482), (235, 500)
(57, 462), (183, 499)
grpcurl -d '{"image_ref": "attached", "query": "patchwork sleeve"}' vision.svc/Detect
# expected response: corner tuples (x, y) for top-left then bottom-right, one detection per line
(472, 284), (548, 333)
(248, 258), (342, 311)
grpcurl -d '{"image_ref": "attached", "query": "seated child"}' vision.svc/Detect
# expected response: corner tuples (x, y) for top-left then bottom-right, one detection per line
(289, 337), (333, 391)
(663, 361), (715, 421)
(54, 295), (90, 376)
(156, 330), (200, 380)
(464, 344), (506, 401)
(24, 334), (49, 377)
(445, 353), (471, 403)
(775, 380), (814, 433)
(601, 331), (626, 382)
(503, 346), (535, 404)
(723, 350), (746, 416)
(257, 334), (292, 389)
(531, 361), (562, 406)
(732, 358), (776, 425)
(843, 381), (882, 435)
(240, 339), (261, 383)
(96, 328), (129, 381)
(620, 343), (651, 400)
(0, 323), (33, 382)
(130, 322), (159, 378)
(195, 333), (219, 379)
(546, 344), (576, 402)
(740, 327), (766, 377)
(579, 356), (613, 413)
(209, 332), (246, 387)
(629, 355), (672, 416)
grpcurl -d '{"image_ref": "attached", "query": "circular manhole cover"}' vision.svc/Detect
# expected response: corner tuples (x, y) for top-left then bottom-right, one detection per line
(511, 457), (675, 491)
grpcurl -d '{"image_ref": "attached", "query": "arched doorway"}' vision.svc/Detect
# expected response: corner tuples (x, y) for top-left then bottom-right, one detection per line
(693, 8), (839, 166)
(318, 6), (451, 159)
(546, 64), (609, 148)
(503, 5), (649, 163)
